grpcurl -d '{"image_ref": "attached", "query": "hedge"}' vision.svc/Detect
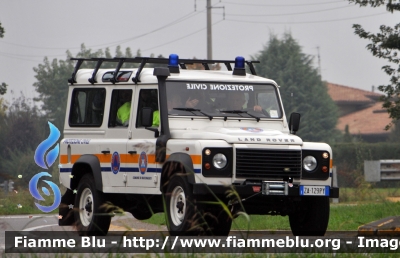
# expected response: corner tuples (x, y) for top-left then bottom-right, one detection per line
(331, 142), (400, 187)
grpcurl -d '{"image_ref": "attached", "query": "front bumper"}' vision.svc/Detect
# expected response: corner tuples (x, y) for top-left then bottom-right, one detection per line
(193, 183), (339, 198)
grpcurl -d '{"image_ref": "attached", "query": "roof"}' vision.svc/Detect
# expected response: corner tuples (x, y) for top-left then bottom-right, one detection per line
(327, 82), (382, 104)
(327, 82), (392, 137)
(73, 68), (276, 85)
(336, 101), (391, 135)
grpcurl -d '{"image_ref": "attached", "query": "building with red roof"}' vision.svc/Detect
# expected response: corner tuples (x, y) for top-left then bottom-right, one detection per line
(327, 83), (392, 142)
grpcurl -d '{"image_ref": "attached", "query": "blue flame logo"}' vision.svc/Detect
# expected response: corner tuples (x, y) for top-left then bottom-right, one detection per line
(34, 122), (60, 169)
(29, 122), (61, 213)
(29, 172), (61, 212)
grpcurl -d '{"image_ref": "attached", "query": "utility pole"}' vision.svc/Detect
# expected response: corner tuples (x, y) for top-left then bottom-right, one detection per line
(206, 0), (224, 60)
(207, 0), (212, 59)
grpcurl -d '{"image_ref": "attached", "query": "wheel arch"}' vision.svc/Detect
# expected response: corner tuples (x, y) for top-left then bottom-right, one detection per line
(161, 153), (196, 192)
(71, 154), (103, 192)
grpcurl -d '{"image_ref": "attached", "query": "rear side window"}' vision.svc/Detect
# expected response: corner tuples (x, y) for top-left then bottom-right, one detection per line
(69, 88), (106, 127)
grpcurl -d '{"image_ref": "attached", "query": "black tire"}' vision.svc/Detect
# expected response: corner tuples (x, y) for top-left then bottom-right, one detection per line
(164, 174), (200, 236)
(74, 174), (111, 236)
(289, 196), (330, 236)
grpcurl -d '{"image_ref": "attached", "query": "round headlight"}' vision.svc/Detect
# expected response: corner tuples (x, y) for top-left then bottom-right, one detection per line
(303, 156), (317, 172)
(212, 153), (227, 169)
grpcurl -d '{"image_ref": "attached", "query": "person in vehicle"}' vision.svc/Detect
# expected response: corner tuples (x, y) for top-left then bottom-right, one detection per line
(116, 90), (132, 126)
(167, 94), (202, 111)
(226, 91), (263, 112)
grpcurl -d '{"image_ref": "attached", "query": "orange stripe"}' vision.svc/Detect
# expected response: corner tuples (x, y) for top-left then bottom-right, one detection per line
(60, 154), (82, 164)
(330, 159), (333, 168)
(60, 155), (68, 164)
(191, 155), (202, 165)
(60, 154), (202, 165)
(95, 154), (112, 163)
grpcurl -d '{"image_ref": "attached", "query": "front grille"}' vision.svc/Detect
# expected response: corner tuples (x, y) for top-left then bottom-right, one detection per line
(236, 149), (302, 179)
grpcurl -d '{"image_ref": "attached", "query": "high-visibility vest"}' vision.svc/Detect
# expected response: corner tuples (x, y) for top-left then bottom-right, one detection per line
(117, 102), (131, 124)
(152, 110), (160, 126)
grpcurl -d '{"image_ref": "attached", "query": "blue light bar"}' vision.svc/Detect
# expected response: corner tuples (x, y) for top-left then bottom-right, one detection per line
(235, 56), (245, 69)
(233, 56), (246, 76)
(168, 54), (180, 73)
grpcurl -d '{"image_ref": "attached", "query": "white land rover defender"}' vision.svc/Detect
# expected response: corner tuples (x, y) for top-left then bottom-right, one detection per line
(59, 55), (339, 236)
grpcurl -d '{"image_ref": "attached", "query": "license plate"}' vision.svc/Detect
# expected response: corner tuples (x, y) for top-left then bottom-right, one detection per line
(300, 186), (329, 196)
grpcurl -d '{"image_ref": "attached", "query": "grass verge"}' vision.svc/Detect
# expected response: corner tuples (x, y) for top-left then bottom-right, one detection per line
(0, 189), (58, 215)
(144, 201), (400, 231)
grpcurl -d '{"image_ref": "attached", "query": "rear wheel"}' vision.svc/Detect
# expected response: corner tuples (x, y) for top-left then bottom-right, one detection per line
(289, 196), (330, 236)
(74, 174), (111, 236)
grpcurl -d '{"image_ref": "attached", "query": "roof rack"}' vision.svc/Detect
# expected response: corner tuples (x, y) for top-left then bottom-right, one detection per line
(68, 57), (260, 85)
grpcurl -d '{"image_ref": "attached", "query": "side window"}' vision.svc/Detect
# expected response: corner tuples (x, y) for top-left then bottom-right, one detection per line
(108, 89), (133, 127)
(136, 89), (159, 127)
(69, 88), (105, 127)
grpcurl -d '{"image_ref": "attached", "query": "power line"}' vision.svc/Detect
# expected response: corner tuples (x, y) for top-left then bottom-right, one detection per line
(221, 0), (345, 7)
(96, 10), (204, 49)
(143, 20), (223, 53)
(0, 50), (63, 59)
(225, 11), (388, 25)
(0, 10), (203, 51)
(225, 4), (354, 17)
(1, 20), (224, 58)
(0, 52), (41, 63)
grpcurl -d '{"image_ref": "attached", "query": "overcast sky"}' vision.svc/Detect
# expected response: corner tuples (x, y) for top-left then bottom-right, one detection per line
(0, 0), (398, 104)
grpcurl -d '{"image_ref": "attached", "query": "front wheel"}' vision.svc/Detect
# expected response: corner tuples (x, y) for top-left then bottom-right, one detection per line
(164, 174), (200, 235)
(289, 196), (330, 236)
(74, 174), (111, 236)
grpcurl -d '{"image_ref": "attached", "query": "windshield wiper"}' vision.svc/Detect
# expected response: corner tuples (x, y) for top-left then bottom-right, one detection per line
(173, 108), (213, 120)
(219, 110), (261, 122)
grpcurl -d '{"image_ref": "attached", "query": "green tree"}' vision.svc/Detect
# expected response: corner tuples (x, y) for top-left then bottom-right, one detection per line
(0, 83), (7, 95)
(0, 22), (4, 38)
(349, 0), (400, 127)
(0, 94), (46, 181)
(252, 33), (339, 142)
(33, 44), (144, 129)
(33, 55), (74, 129)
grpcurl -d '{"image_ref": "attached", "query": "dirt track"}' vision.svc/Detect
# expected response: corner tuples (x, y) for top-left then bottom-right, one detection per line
(109, 212), (168, 232)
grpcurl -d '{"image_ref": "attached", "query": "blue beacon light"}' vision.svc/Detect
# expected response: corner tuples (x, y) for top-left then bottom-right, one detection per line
(233, 56), (246, 76)
(168, 54), (180, 73)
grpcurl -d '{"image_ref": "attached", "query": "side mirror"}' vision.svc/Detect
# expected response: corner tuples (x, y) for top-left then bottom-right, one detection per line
(141, 107), (160, 137)
(288, 112), (301, 134)
(141, 107), (153, 127)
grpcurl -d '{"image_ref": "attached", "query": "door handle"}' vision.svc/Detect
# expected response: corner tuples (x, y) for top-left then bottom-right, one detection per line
(101, 150), (110, 154)
(128, 151), (137, 154)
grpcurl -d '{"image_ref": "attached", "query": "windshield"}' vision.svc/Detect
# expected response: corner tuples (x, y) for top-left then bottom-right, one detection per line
(165, 81), (282, 119)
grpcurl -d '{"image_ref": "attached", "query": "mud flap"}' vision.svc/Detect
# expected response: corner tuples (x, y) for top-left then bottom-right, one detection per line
(58, 189), (75, 226)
